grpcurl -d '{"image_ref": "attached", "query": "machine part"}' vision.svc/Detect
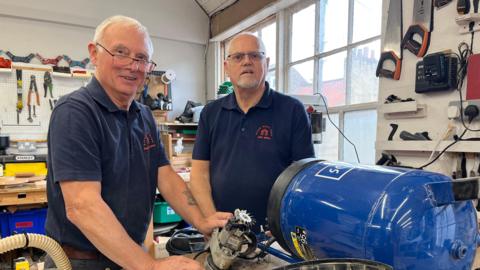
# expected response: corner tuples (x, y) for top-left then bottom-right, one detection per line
(402, 0), (433, 57)
(0, 233), (71, 270)
(205, 209), (257, 270)
(268, 159), (480, 270)
(415, 52), (458, 93)
(273, 258), (392, 270)
(376, 0), (403, 80)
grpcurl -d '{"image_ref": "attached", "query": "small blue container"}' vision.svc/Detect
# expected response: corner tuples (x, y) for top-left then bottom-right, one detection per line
(0, 208), (47, 237)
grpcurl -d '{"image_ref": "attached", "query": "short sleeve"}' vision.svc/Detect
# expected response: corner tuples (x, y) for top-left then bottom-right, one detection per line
(49, 100), (102, 182)
(192, 108), (210, 160)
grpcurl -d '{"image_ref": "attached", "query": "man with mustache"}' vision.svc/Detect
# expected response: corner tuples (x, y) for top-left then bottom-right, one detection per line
(190, 32), (315, 233)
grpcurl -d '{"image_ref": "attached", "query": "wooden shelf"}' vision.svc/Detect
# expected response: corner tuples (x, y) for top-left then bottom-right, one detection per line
(172, 137), (195, 142)
(160, 122), (198, 126)
(376, 140), (480, 153)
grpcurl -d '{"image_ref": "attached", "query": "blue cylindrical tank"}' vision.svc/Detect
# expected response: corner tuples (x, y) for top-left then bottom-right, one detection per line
(267, 159), (479, 270)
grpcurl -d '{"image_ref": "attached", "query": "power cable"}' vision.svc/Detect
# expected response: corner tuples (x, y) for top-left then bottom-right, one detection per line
(316, 93), (361, 163)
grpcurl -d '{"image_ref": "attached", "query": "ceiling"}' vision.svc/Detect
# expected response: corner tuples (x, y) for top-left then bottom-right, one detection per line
(195, 0), (238, 16)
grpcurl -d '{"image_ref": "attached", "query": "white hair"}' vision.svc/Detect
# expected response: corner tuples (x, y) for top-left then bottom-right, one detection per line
(93, 15), (154, 57)
(227, 32), (267, 56)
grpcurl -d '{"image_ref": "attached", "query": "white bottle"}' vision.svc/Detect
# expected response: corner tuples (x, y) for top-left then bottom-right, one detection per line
(174, 137), (184, 156)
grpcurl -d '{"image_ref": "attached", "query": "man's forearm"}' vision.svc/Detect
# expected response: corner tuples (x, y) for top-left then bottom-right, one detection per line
(158, 168), (206, 227)
(66, 198), (154, 270)
(189, 177), (216, 217)
(189, 160), (217, 216)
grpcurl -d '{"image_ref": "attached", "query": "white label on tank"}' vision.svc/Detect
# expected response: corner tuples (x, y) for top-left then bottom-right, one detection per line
(314, 164), (354, 180)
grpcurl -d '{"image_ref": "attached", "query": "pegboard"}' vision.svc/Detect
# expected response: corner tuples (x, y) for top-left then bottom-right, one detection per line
(0, 68), (90, 140)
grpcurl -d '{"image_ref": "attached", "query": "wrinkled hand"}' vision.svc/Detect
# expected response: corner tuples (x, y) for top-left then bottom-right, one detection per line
(153, 256), (204, 270)
(195, 211), (232, 237)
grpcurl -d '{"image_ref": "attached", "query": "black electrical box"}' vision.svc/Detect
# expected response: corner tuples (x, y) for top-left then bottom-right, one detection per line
(415, 52), (458, 93)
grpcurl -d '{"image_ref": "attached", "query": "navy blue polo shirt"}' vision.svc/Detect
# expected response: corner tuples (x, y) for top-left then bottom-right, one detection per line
(45, 76), (169, 251)
(193, 82), (314, 231)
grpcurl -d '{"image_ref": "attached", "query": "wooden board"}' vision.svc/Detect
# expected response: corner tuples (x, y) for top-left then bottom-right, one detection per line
(0, 184), (47, 206)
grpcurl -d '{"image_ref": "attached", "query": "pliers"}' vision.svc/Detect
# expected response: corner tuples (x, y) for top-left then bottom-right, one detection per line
(27, 75), (40, 122)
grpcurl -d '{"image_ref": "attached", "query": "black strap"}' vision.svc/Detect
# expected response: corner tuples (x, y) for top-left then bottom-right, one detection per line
(23, 232), (29, 248)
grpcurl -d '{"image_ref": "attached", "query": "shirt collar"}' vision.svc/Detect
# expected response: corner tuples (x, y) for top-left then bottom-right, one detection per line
(86, 76), (140, 113)
(221, 81), (273, 111)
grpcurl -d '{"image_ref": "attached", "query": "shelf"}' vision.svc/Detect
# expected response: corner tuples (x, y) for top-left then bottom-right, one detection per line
(11, 62), (52, 72)
(379, 101), (427, 119)
(376, 140), (480, 153)
(0, 68), (12, 73)
(172, 137), (195, 142)
(52, 72), (72, 78)
(161, 122), (198, 126)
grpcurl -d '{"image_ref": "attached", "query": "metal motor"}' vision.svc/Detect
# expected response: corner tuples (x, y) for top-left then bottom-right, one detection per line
(205, 209), (257, 270)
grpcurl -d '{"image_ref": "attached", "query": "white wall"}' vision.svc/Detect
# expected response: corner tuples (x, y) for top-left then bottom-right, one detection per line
(376, 1), (480, 175)
(0, 0), (209, 139)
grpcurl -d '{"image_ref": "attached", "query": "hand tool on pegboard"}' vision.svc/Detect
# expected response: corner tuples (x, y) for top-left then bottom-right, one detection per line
(43, 71), (53, 98)
(376, 0), (403, 80)
(402, 0), (433, 57)
(15, 69), (23, 124)
(27, 75), (40, 122)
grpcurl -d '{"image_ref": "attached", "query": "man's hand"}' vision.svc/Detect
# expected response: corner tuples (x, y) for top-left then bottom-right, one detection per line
(195, 212), (232, 237)
(153, 256), (203, 270)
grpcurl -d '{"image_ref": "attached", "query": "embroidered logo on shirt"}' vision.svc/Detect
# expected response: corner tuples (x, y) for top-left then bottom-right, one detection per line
(143, 133), (156, 151)
(256, 125), (273, 140)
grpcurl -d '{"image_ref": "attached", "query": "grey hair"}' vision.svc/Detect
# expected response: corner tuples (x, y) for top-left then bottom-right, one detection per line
(93, 15), (154, 57)
(227, 32), (267, 56)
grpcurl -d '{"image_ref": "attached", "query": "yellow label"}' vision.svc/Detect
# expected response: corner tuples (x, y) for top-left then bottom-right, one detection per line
(290, 232), (305, 259)
(15, 261), (29, 270)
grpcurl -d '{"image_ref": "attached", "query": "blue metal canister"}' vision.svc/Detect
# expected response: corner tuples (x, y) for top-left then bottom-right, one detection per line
(268, 159), (479, 270)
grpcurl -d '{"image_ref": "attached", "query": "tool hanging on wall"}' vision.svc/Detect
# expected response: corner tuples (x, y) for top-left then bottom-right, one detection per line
(376, 0), (403, 80)
(457, 0), (471, 14)
(15, 70), (23, 124)
(402, 0), (433, 57)
(435, 0), (453, 8)
(43, 71), (53, 98)
(27, 75), (40, 123)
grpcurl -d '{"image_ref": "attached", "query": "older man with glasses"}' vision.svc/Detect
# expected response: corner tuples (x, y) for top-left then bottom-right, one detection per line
(190, 32), (315, 233)
(45, 15), (231, 270)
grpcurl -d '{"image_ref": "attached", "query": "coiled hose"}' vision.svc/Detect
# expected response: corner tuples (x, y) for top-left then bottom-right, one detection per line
(0, 233), (71, 270)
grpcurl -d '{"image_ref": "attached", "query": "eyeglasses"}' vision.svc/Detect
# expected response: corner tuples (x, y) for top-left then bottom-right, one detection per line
(227, 51), (265, 63)
(96, 43), (156, 73)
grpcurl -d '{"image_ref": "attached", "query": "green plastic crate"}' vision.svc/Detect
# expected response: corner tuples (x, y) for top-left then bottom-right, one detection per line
(153, 201), (182, 224)
(181, 129), (197, 135)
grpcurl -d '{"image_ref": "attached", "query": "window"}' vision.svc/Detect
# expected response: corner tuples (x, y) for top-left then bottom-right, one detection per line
(217, 0), (382, 164)
(288, 0), (382, 164)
